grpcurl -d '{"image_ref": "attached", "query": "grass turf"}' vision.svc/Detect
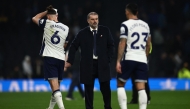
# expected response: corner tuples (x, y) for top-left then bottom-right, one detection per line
(0, 91), (190, 109)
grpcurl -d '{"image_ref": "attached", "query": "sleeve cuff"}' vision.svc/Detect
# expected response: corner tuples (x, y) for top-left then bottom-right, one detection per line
(120, 35), (127, 39)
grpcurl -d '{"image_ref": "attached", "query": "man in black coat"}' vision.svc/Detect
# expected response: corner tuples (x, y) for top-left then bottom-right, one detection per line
(65, 12), (114, 109)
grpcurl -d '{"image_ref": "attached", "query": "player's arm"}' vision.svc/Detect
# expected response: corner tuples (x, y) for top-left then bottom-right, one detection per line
(64, 34), (69, 49)
(116, 24), (128, 73)
(32, 11), (47, 25)
(117, 24), (128, 62)
(117, 38), (126, 62)
(146, 36), (151, 57)
(64, 43), (68, 49)
(116, 38), (126, 73)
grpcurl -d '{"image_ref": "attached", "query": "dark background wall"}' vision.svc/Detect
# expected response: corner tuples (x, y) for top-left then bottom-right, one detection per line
(0, 0), (190, 79)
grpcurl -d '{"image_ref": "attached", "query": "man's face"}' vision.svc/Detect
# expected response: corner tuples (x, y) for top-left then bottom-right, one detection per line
(87, 15), (99, 29)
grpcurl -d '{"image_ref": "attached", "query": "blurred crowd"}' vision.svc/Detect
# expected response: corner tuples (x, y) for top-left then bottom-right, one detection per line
(0, 0), (190, 79)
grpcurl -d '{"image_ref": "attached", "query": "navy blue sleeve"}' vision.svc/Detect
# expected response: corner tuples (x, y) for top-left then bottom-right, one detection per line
(38, 19), (47, 28)
(120, 24), (128, 39)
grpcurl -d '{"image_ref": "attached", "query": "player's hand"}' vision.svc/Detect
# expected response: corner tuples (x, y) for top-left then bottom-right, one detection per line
(64, 62), (71, 71)
(64, 67), (67, 72)
(116, 62), (122, 74)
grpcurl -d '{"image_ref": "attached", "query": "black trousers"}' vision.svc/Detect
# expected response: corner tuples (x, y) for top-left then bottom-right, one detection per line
(84, 60), (112, 109)
(66, 71), (85, 98)
(131, 74), (151, 102)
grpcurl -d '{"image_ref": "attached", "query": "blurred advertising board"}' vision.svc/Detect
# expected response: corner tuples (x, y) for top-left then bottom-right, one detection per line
(0, 78), (189, 92)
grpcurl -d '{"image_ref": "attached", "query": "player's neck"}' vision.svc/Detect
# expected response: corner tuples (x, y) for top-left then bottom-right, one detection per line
(128, 15), (138, 20)
(53, 18), (58, 22)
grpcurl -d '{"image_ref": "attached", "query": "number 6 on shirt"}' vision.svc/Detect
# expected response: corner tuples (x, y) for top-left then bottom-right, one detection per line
(51, 31), (60, 44)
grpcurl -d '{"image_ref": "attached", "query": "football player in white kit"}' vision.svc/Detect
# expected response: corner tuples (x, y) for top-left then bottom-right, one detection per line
(116, 3), (151, 109)
(32, 5), (69, 109)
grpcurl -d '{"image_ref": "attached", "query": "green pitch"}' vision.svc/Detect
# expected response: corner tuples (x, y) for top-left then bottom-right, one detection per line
(0, 91), (190, 109)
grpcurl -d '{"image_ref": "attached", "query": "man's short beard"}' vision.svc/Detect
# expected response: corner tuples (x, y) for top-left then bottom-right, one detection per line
(91, 24), (98, 29)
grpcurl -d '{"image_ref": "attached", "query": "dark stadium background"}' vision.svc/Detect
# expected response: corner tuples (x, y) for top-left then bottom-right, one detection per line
(0, 0), (190, 79)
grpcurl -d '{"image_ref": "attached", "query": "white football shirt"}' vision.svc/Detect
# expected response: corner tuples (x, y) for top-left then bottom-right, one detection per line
(38, 19), (69, 61)
(120, 19), (150, 63)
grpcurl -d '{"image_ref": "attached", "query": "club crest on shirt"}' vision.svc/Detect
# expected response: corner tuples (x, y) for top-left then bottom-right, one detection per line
(120, 27), (125, 34)
(40, 19), (44, 24)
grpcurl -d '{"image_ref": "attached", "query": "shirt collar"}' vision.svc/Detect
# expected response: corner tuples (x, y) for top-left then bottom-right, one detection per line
(90, 26), (98, 32)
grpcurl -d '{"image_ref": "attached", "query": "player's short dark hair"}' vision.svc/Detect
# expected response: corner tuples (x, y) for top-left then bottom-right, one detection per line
(46, 5), (56, 14)
(87, 12), (98, 19)
(125, 3), (138, 15)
